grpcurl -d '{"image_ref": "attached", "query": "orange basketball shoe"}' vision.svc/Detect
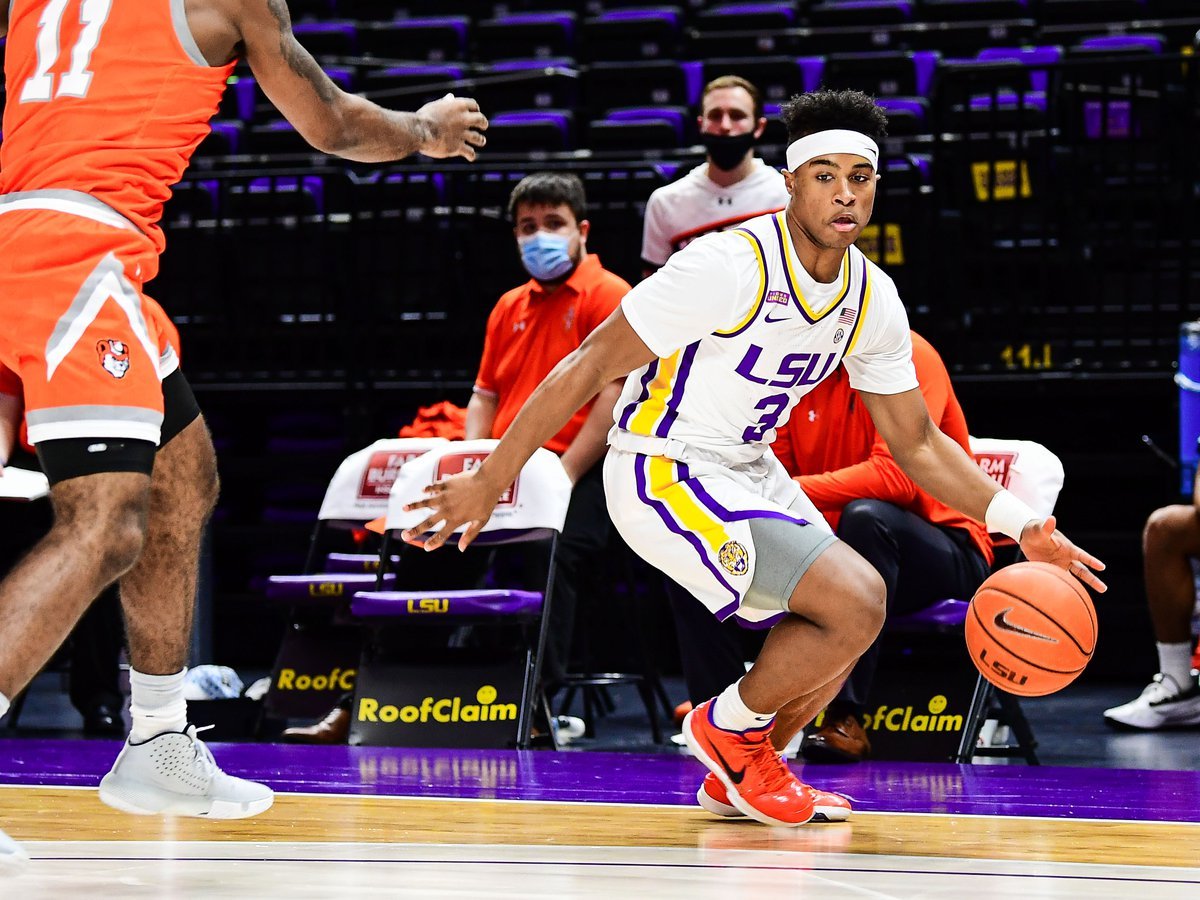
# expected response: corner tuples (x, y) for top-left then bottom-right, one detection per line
(682, 700), (814, 827)
(697, 771), (852, 822)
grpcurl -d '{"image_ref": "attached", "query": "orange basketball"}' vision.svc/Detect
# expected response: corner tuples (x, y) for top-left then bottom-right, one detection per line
(965, 561), (1097, 697)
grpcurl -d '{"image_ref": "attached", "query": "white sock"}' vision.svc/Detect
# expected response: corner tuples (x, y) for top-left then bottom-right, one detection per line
(1156, 642), (1195, 691)
(711, 678), (776, 732)
(0, 691), (9, 721)
(129, 668), (188, 742)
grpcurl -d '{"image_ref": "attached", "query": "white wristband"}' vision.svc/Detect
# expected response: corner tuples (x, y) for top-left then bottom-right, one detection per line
(985, 489), (1040, 542)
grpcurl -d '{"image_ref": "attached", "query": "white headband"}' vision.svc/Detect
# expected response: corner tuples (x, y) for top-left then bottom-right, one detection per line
(785, 129), (879, 173)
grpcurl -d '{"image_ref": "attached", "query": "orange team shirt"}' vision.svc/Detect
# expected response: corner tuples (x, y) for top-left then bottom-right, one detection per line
(0, 0), (233, 255)
(474, 254), (629, 456)
(771, 331), (993, 566)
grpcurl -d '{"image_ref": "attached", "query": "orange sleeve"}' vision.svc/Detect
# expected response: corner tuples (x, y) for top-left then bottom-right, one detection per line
(770, 418), (798, 475)
(583, 273), (630, 334)
(473, 297), (509, 396)
(797, 334), (948, 512)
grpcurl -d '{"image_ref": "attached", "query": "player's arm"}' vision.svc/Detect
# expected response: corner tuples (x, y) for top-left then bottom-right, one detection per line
(0, 6), (7, 38)
(860, 389), (1106, 590)
(233, 0), (487, 161)
(403, 311), (656, 550)
(464, 391), (498, 441)
(559, 380), (623, 485)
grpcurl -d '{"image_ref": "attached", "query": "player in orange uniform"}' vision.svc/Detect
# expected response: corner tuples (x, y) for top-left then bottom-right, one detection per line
(0, 0), (487, 867)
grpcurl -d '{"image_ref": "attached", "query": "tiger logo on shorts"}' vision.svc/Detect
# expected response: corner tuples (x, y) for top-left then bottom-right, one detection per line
(718, 540), (749, 576)
(96, 340), (131, 379)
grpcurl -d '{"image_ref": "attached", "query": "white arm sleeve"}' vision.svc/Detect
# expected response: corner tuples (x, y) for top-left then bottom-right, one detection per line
(640, 191), (672, 268)
(621, 232), (759, 359)
(842, 268), (919, 395)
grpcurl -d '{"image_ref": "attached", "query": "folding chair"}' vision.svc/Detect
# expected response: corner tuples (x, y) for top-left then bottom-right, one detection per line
(349, 440), (571, 749)
(884, 437), (1065, 764)
(259, 438), (446, 725)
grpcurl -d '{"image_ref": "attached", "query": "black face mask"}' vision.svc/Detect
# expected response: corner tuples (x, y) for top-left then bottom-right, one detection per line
(702, 132), (757, 171)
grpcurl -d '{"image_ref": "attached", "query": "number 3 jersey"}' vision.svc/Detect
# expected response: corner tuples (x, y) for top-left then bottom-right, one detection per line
(613, 211), (918, 461)
(0, 0), (232, 253)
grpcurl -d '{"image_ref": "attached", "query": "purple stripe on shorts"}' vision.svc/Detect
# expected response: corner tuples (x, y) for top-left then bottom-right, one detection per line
(678, 465), (810, 526)
(634, 455), (741, 609)
(618, 359), (659, 430)
(655, 341), (699, 438)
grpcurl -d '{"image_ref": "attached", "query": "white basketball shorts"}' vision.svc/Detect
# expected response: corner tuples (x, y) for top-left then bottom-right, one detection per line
(603, 447), (837, 627)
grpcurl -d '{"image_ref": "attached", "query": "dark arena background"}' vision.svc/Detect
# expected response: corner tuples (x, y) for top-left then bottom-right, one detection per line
(1, 1), (1199, 895)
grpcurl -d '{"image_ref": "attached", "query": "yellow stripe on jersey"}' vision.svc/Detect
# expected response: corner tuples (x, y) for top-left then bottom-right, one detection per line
(647, 456), (731, 553)
(626, 349), (681, 436)
(845, 267), (873, 356)
(777, 212), (851, 321)
(713, 230), (768, 336)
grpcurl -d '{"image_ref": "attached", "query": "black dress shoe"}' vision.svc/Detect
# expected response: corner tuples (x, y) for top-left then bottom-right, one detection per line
(82, 703), (125, 737)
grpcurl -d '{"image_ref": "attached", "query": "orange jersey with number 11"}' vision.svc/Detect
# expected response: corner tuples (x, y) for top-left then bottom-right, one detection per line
(0, 0), (233, 252)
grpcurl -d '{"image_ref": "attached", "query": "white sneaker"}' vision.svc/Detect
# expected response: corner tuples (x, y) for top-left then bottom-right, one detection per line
(0, 827), (29, 873)
(99, 725), (274, 819)
(1103, 671), (1200, 730)
(552, 715), (586, 744)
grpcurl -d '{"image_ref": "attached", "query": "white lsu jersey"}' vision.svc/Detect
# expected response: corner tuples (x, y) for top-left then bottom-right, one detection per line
(613, 211), (918, 461)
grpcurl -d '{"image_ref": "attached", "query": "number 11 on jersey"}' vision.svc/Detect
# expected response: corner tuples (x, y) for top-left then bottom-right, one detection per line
(19, 0), (113, 103)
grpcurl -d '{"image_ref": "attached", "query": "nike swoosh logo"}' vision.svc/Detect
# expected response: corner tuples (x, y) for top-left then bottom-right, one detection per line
(764, 312), (792, 323)
(993, 608), (1056, 642)
(708, 742), (746, 784)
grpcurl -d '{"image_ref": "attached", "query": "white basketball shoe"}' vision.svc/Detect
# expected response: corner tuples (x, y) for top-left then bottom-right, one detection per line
(99, 725), (274, 819)
(0, 826), (29, 872)
(1103, 671), (1200, 730)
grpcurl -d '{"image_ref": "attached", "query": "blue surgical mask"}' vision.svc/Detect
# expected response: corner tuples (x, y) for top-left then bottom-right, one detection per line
(519, 231), (575, 282)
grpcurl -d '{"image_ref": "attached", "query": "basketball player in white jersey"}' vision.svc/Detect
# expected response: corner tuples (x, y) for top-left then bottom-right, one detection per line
(402, 90), (1107, 828)
(641, 76), (788, 278)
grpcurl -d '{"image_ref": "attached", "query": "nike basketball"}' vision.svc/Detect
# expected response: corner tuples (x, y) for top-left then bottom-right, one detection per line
(965, 561), (1098, 697)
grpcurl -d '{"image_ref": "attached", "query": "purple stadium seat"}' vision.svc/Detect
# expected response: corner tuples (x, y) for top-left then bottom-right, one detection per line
(358, 17), (469, 62)
(580, 7), (683, 62)
(1038, 0), (1145, 25)
(695, 2), (797, 30)
(267, 572), (397, 605)
(606, 105), (688, 138)
(324, 552), (401, 574)
(488, 110), (575, 152)
(976, 45), (1063, 93)
(887, 598), (969, 632)
(877, 96), (930, 135)
(1073, 34), (1164, 56)
(807, 0), (914, 27)
(584, 60), (698, 119)
(917, 0), (1029, 21)
(351, 589), (543, 618)
(701, 56), (805, 105)
(822, 51), (933, 98)
(475, 12), (577, 63)
(361, 64), (465, 99)
(197, 120), (244, 156)
(291, 21), (357, 58)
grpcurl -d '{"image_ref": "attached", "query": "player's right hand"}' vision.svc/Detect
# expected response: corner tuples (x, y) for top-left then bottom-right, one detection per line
(417, 94), (489, 161)
(401, 468), (500, 552)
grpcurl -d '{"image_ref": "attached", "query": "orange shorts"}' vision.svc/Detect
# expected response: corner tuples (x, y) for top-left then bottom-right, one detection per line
(0, 198), (179, 446)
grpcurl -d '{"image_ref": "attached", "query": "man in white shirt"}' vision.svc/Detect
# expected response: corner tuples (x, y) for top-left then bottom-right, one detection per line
(401, 90), (1106, 830)
(641, 75), (788, 278)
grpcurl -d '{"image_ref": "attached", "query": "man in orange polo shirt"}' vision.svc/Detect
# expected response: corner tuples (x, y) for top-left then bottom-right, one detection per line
(466, 172), (630, 684)
(772, 331), (992, 762)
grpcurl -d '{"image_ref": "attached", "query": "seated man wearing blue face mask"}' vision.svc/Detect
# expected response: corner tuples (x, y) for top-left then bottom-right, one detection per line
(465, 172), (631, 688)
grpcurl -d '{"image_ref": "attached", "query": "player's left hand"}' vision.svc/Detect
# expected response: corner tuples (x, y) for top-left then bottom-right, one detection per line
(1018, 516), (1107, 593)
(400, 468), (499, 552)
